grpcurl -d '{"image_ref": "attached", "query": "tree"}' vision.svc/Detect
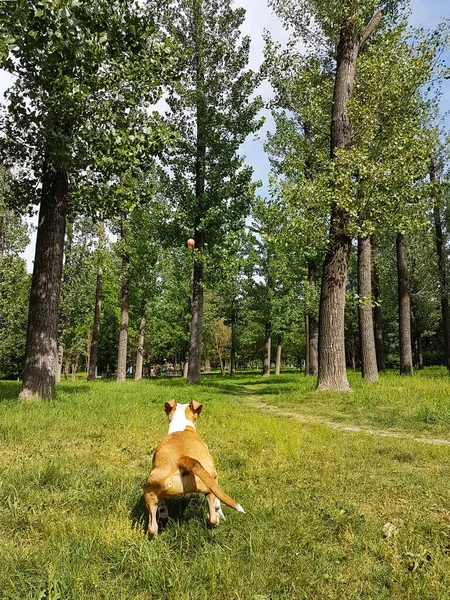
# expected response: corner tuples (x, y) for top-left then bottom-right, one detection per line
(164, 0), (263, 383)
(0, 0), (173, 398)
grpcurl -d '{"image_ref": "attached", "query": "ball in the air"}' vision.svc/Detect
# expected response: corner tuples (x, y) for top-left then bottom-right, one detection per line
(187, 238), (195, 247)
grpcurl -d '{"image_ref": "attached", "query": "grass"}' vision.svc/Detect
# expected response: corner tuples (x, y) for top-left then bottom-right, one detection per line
(0, 370), (449, 599)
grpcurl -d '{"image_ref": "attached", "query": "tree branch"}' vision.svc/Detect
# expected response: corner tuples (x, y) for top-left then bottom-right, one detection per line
(359, 9), (382, 48)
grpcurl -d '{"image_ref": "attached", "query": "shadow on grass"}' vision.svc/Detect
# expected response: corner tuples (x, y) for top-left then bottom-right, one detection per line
(0, 381), (21, 402)
(57, 384), (92, 396)
(130, 493), (208, 537)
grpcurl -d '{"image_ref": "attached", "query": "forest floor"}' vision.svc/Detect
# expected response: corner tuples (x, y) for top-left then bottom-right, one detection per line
(1, 369), (450, 599)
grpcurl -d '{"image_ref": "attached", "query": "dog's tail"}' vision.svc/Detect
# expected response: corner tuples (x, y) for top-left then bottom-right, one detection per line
(178, 456), (245, 514)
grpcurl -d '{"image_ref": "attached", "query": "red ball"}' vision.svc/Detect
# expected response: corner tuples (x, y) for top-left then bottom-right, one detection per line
(187, 238), (195, 247)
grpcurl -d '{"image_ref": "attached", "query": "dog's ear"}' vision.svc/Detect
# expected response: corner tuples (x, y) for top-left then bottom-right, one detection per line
(164, 399), (177, 415)
(189, 400), (203, 415)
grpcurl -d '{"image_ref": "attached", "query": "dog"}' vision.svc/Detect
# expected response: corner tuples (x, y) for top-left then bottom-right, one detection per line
(144, 399), (245, 539)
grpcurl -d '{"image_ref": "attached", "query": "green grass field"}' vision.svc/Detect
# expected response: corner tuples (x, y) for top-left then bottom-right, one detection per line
(1, 370), (450, 599)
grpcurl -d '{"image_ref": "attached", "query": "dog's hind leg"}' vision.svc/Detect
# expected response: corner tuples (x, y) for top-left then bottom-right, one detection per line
(206, 493), (224, 528)
(144, 489), (159, 539)
(215, 498), (226, 522)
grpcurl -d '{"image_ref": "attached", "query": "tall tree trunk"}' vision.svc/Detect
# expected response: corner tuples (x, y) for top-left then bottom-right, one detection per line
(88, 215), (104, 381)
(275, 334), (282, 376)
(416, 332), (424, 370)
(55, 344), (63, 383)
(135, 297), (146, 380)
(396, 232), (413, 375)
(187, 3), (206, 384)
(19, 167), (68, 399)
(431, 163), (450, 370)
(217, 348), (224, 376)
(262, 323), (271, 377)
(86, 328), (92, 375)
(308, 261), (318, 375)
(229, 326), (236, 377)
(371, 234), (385, 372)
(0, 212), (6, 257)
(187, 230), (204, 384)
(304, 314), (310, 375)
(116, 214), (130, 382)
(358, 235), (378, 382)
(317, 11), (381, 392)
(64, 355), (70, 380)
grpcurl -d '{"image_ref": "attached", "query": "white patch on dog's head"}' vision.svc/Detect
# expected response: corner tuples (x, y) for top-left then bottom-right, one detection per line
(166, 400), (203, 434)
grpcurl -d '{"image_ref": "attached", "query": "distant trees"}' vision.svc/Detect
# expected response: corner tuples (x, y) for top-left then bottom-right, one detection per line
(1, 0), (450, 390)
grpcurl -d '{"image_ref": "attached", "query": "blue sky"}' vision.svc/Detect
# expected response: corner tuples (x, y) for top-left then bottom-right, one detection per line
(0, 0), (448, 270)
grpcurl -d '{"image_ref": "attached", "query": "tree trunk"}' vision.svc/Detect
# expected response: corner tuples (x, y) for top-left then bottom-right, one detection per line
(55, 345), (63, 383)
(116, 214), (130, 382)
(88, 216), (104, 381)
(371, 234), (385, 372)
(275, 334), (282, 376)
(229, 345), (236, 376)
(262, 323), (271, 377)
(218, 349), (224, 376)
(317, 12), (381, 392)
(304, 314), (310, 375)
(431, 164), (450, 370)
(416, 332), (424, 370)
(19, 167), (68, 400)
(71, 359), (78, 382)
(308, 261), (318, 375)
(396, 232), (413, 375)
(187, 231), (204, 384)
(358, 235), (378, 382)
(135, 297), (146, 380)
(317, 205), (352, 391)
(187, 3), (206, 385)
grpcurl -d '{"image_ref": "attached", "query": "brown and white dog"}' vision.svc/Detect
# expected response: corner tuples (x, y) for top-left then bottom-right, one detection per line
(144, 399), (245, 539)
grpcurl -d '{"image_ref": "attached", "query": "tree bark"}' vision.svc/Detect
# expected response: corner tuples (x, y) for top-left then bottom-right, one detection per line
(262, 323), (271, 377)
(358, 235), (378, 382)
(88, 216), (104, 381)
(55, 344), (63, 383)
(317, 29), (358, 392)
(317, 11), (381, 392)
(431, 163), (450, 370)
(371, 234), (385, 372)
(187, 230), (204, 384)
(317, 204), (352, 391)
(308, 261), (318, 375)
(19, 166), (68, 399)
(416, 332), (424, 370)
(116, 214), (130, 382)
(396, 232), (413, 375)
(135, 297), (146, 380)
(304, 314), (310, 375)
(275, 334), (282, 376)
(229, 338), (236, 376)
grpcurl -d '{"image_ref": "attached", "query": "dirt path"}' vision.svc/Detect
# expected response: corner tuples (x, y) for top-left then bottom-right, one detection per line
(245, 397), (450, 447)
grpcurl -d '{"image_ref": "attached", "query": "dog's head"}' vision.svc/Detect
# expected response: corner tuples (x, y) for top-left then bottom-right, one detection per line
(165, 399), (203, 433)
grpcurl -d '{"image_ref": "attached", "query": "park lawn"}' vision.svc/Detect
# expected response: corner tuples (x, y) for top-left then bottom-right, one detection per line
(0, 372), (449, 599)
(236, 367), (450, 437)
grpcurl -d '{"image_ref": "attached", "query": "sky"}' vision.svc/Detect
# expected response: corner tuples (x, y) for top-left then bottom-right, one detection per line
(1, 0), (449, 271)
